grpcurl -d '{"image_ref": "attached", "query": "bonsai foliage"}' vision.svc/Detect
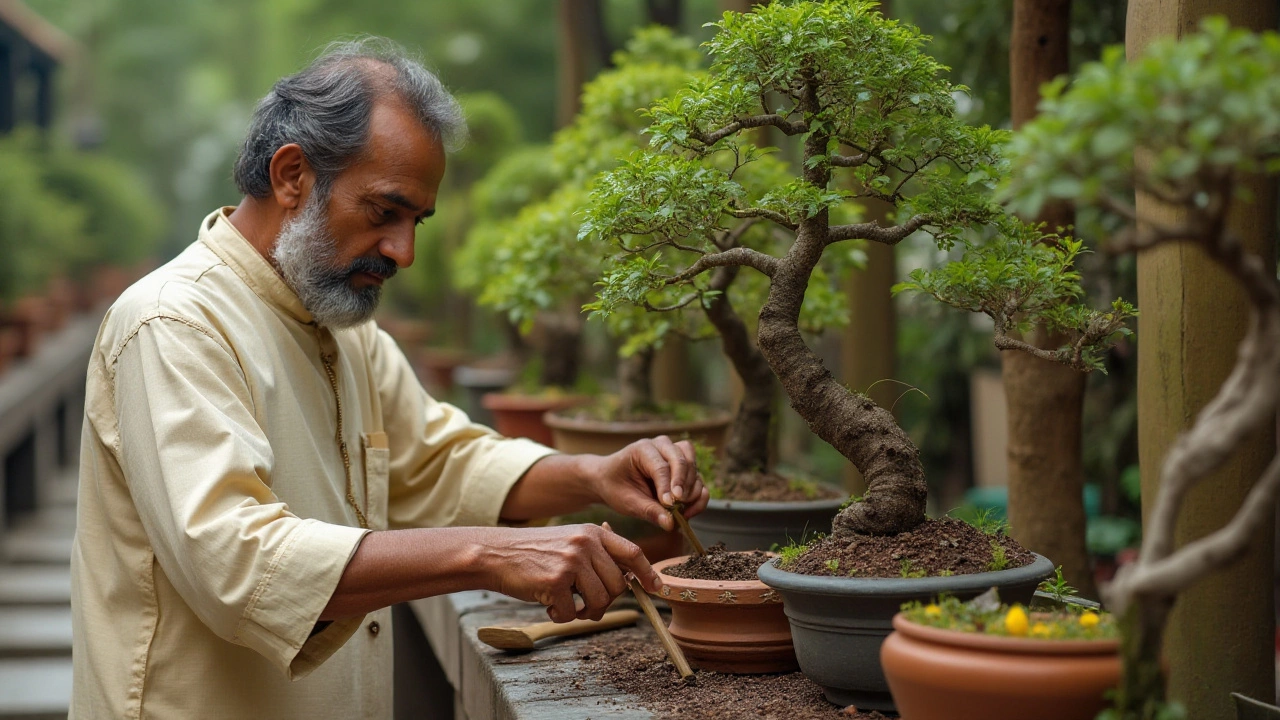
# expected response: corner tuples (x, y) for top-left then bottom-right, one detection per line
(1004, 19), (1280, 720)
(584, 0), (1128, 535)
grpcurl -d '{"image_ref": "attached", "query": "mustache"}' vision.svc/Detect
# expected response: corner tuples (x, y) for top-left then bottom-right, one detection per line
(346, 255), (398, 281)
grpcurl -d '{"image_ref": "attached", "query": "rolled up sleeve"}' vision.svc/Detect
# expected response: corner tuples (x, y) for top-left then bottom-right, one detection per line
(112, 316), (369, 679)
(368, 328), (556, 529)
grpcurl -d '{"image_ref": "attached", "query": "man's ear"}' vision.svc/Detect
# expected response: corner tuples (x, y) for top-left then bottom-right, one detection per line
(268, 143), (313, 210)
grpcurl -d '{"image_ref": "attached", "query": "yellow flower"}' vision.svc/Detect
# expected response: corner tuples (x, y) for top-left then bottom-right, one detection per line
(1030, 622), (1051, 638)
(924, 604), (942, 618)
(1079, 611), (1100, 629)
(1005, 606), (1029, 636)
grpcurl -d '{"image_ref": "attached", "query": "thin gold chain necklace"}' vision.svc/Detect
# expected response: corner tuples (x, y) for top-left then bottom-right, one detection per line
(320, 350), (369, 530)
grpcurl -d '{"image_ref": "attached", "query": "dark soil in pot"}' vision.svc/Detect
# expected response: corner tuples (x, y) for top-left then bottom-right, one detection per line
(663, 545), (771, 581)
(758, 541), (1055, 712)
(784, 517), (1036, 578)
(690, 472), (847, 552)
(572, 625), (894, 719)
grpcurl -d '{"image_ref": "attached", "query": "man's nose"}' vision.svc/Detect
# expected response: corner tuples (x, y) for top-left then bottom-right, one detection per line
(380, 225), (416, 268)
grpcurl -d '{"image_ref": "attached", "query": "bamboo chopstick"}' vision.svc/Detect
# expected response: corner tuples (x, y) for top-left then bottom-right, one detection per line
(669, 504), (706, 556)
(627, 574), (695, 682)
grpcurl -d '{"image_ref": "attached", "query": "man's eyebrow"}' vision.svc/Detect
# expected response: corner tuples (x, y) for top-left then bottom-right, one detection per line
(378, 191), (434, 218)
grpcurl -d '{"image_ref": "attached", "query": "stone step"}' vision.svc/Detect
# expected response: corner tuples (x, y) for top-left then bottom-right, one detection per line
(1, 533), (72, 566)
(0, 657), (71, 719)
(0, 567), (71, 606)
(0, 607), (72, 658)
(7, 508), (75, 538)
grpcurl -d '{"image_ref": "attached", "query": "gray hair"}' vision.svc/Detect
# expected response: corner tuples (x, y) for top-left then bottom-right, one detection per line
(233, 37), (467, 199)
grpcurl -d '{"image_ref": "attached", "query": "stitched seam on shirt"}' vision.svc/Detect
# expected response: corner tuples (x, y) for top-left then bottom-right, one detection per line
(234, 520), (306, 649)
(126, 550), (161, 720)
(107, 313), (225, 370)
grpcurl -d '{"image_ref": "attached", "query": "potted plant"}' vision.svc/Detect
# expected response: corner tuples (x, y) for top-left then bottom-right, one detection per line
(457, 28), (737, 455)
(881, 590), (1120, 720)
(650, 547), (797, 674)
(583, 2), (1131, 709)
(1001, 19), (1280, 720)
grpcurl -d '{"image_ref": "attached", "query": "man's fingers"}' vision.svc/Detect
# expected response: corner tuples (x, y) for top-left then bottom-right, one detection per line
(651, 435), (689, 505)
(636, 440), (673, 506)
(573, 571), (611, 621)
(600, 526), (662, 593)
(589, 543), (629, 599)
(545, 586), (577, 624)
(683, 485), (710, 517)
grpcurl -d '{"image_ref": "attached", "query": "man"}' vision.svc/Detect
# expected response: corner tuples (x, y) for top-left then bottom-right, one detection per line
(70, 39), (707, 718)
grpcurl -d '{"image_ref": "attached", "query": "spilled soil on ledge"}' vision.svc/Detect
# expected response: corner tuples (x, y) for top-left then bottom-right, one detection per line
(574, 625), (894, 719)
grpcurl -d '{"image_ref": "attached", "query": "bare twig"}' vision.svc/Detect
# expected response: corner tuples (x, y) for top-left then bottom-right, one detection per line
(660, 247), (780, 284)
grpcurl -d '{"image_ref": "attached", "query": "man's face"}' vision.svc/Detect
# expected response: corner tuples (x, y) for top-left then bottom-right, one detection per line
(272, 100), (446, 329)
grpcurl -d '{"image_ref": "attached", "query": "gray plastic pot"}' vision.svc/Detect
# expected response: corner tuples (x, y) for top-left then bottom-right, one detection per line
(688, 497), (846, 552)
(757, 552), (1055, 712)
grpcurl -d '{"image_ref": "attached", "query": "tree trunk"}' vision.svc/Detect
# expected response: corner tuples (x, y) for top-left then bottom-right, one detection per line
(1002, 0), (1100, 600)
(535, 312), (582, 389)
(645, 0), (683, 28)
(704, 266), (773, 475)
(841, 208), (897, 496)
(619, 346), (656, 416)
(758, 220), (926, 536)
(556, 0), (594, 128)
(1127, 2), (1278, 718)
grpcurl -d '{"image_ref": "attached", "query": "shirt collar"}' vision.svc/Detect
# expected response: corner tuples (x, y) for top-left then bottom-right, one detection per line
(199, 207), (315, 325)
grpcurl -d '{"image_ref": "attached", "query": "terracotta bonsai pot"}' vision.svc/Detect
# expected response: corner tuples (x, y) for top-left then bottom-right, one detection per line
(481, 392), (590, 446)
(650, 554), (797, 674)
(45, 277), (75, 330)
(543, 409), (733, 456)
(881, 613), (1120, 720)
(757, 553), (1055, 711)
(689, 494), (847, 552)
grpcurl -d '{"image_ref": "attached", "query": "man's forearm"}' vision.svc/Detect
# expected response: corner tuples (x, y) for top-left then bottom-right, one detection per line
(319, 527), (494, 621)
(498, 453), (603, 522)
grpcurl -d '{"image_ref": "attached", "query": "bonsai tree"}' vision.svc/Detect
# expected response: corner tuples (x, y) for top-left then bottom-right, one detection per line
(455, 27), (839, 412)
(1005, 20), (1280, 719)
(583, 0), (1132, 535)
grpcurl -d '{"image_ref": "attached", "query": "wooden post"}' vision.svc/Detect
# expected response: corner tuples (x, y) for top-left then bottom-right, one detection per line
(1001, 0), (1099, 600)
(1127, 2), (1278, 717)
(556, 0), (593, 129)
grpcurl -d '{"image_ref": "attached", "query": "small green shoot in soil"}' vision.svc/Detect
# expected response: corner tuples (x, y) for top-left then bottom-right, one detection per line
(824, 558), (840, 574)
(936, 569), (954, 577)
(899, 558), (926, 578)
(776, 530), (825, 568)
(968, 507), (1010, 536)
(988, 541), (1009, 572)
(1037, 566), (1078, 605)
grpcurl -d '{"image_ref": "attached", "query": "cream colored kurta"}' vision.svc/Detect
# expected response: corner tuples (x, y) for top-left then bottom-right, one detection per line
(70, 208), (554, 719)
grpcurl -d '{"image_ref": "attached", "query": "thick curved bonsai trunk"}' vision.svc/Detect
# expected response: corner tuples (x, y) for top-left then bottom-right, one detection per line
(703, 266), (773, 474)
(757, 219), (926, 537)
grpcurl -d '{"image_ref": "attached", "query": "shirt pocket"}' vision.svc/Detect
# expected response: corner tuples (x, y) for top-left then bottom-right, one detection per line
(361, 432), (390, 530)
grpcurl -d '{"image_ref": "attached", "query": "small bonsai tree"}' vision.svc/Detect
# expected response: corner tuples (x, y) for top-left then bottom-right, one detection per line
(584, 1), (1132, 536)
(1005, 20), (1280, 719)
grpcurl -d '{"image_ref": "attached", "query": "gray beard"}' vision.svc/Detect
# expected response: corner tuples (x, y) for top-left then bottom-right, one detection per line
(271, 195), (384, 330)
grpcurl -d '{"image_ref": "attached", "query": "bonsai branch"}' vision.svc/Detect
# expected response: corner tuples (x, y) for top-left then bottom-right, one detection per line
(729, 206), (797, 231)
(643, 294), (700, 312)
(827, 215), (931, 245)
(711, 218), (760, 251)
(661, 247), (779, 284)
(829, 152), (870, 167)
(693, 113), (809, 146)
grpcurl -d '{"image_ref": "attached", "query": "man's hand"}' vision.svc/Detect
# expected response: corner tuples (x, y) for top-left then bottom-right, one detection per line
(479, 524), (660, 622)
(585, 435), (710, 532)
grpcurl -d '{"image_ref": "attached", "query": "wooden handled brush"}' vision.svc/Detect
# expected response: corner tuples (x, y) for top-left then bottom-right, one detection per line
(477, 610), (641, 651)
